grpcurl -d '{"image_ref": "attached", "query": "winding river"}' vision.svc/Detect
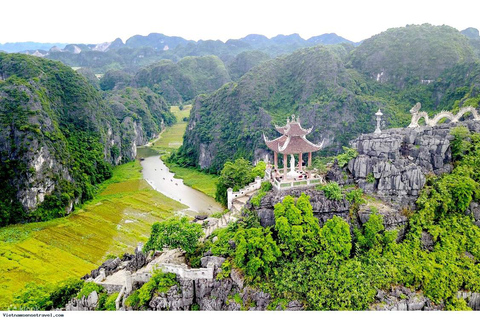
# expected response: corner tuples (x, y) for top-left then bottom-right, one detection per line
(140, 154), (223, 215)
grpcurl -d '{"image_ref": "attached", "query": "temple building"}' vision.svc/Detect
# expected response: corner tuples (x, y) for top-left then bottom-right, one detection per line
(263, 115), (325, 189)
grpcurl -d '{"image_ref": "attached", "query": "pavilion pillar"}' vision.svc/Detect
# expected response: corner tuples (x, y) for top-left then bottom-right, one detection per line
(283, 153), (287, 177)
(308, 152), (312, 167)
(274, 152), (278, 169)
(298, 153), (303, 171)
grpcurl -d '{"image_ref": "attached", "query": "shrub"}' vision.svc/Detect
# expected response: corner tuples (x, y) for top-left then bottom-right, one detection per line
(345, 188), (365, 205)
(336, 147), (358, 167)
(135, 270), (178, 307)
(366, 173), (375, 183)
(250, 190), (267, 207)
(49, 278), (84, 309)
(260, 181), (272, 192)
(318, 182), (343, 201)
(144, 217), (203, 254)
(234, 227), (281, 280)
(124, 290), (140, 309)
(12, 278), (84, 311)
(319, 216), (352, 261)
(216, 259), (232, 280)
(104, 292), (119, 311)
(215, 159), (265, 206)
(77, 282), (104, 299)
(13, 283), (53, 311)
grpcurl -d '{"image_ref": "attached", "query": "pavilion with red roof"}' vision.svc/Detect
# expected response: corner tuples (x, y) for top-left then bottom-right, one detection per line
(263, 114), (324, 181)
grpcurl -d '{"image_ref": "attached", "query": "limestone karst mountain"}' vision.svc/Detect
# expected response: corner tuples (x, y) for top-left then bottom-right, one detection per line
(0, 53), (174, 226)
(175, 24), (480, 173)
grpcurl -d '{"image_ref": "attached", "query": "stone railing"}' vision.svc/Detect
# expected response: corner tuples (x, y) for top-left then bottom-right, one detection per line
(109, 262), (215, 310)
(202, 212), (233, 238)
(408, 103), (480, 128)
(227, 176), (262, 209)
(271, 176), (325, 191)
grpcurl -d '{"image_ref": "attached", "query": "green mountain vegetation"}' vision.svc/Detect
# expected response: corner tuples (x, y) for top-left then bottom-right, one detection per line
(37, 32), (353, 74)
(350, 24), (476, 88)
(174, 24), (480, 173)
(0, 53), (174, 227)
(227, 50), (271, 81)
(132, 56), (231, 105)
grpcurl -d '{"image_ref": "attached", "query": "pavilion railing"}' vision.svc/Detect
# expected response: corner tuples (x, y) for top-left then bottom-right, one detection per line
(272, 177), (324, 191)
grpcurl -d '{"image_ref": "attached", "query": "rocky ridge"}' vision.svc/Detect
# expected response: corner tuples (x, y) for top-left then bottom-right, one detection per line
(68, 246), (302, 311)
(347, 120), (480, 207)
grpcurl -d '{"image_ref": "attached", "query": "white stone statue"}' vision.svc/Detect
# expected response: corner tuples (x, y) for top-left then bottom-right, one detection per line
(287, 155), (298, 179)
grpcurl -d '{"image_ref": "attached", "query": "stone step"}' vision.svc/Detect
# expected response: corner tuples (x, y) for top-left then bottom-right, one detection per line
(235, 197), (249, 204)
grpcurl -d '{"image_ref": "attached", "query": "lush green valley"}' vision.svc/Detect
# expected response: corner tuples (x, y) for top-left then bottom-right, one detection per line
(3, 22), (480, 312)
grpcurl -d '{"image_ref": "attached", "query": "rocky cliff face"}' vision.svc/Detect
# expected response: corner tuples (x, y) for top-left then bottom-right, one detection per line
(347, 120), (480, 207)
(0, 53), (174, 225)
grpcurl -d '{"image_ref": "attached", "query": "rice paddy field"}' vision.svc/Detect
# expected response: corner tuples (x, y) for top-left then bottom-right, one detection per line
(0, 161), (186, 307)
(0, 105), (219, 308)
(152, 105), (191, 150)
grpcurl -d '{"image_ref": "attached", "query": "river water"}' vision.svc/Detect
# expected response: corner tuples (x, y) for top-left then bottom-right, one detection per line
(140, 153), (223, 215)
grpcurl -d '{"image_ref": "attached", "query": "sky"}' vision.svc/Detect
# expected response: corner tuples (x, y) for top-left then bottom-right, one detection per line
(1, 0), (480, 44)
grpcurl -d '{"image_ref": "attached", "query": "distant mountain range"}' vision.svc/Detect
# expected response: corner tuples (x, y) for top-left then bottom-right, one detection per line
(0, 32), (356, 54)
(0, 41), (69, 53)
(4, 32), (359, 74)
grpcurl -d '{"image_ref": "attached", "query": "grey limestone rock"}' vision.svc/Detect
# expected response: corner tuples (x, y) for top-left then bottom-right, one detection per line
(348, 121), (480, 206)
(230, 268), (245, 290)
(457, 291), (480, 310)
(200, 256), (225, 269)
(149, 281), (193, 311)
(126, 246), (146, 272)
(66, 291), (99, 311)
(421, 231), (434, 251)
(247, 188), (350, 228)
(372, 286), (440, 311)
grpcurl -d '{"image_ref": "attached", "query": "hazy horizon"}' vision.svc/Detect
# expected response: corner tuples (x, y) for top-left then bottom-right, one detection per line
(2, 0), (479, 45)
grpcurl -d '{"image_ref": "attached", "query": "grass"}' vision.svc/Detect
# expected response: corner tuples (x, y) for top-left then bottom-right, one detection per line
(163, 158), (219, 198)
(0, 161), (186, 308)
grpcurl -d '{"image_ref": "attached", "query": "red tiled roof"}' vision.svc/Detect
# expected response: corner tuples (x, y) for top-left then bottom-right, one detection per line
(265, 116), (323, 154)
(284, 122), (312, 136)
(264, 134), (323, 154)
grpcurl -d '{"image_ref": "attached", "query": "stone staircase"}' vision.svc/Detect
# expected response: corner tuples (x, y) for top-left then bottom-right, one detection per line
(202, 189), (257, 238)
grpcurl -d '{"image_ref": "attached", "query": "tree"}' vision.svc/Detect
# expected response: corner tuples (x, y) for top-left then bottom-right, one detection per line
(144, 217), (203, 254)
(319, 216), (352, 262)
(274, 194), (321, 258)
(234, 227), (281, 280)
(215, 158), (255, 206)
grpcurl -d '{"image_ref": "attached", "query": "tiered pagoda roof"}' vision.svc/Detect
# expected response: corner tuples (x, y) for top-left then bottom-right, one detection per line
(264, 115), (324, 154)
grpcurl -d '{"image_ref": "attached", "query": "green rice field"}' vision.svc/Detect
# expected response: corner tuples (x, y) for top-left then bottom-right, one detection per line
(0, 161), (186, 307)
